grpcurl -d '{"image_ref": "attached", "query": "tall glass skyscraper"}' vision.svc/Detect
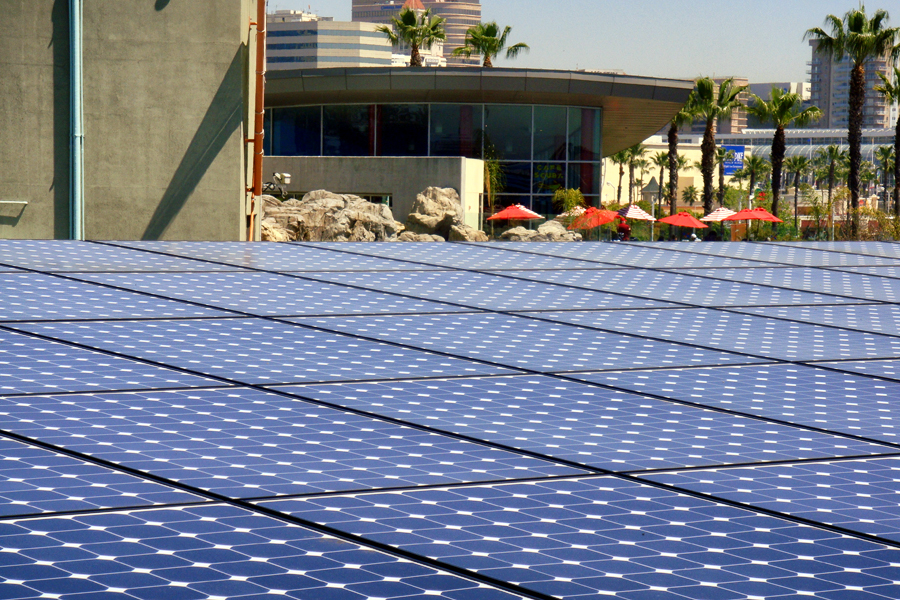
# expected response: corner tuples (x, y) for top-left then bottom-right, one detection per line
(351, 0), (482, 66)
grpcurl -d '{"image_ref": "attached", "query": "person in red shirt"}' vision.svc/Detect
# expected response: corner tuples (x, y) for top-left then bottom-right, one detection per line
(616, 216), (631, 241)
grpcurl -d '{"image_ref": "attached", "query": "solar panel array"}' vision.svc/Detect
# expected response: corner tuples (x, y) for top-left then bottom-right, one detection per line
(4, 238), (900, 600)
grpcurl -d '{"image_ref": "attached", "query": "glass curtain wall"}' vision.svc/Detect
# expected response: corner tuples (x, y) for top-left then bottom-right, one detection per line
(270, 104), (603, 216)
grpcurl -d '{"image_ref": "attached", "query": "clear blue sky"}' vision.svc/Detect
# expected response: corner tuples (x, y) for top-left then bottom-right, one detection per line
(270, 0), (900, 82)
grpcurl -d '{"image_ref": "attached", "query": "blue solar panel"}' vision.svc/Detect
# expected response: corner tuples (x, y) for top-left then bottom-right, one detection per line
(0, 240), (245, 272)
(262, 477), (900, 600)
(834, 265), (900, 278)
(677, 266), (900, 302)
(0, 387), (579, 497)
(0, 328), (221, 395)
(282, 376), (893, 472)
(0, 273), (231, 321)
(11, 319), (513, 384)
(0, 504), (524, 600)
(735, 304), (900, 337)
(0, 437), (202, 517)
(288, 314), (766, 372)
(638, 241), (900, 267)
(811, 359), (900, 383)
(310, 241), (610, 270)
(768, 241), (900, 260)
(525, 308), (900, 361)
(304, 270), (675, 311)
(574, 364), (900, 443)
(641, 458), (900, 543)
(489, 241), (770, 268)
(112, 240), (448, 272)
(507, 268), (855, 306)
(71, 272), (470, 316)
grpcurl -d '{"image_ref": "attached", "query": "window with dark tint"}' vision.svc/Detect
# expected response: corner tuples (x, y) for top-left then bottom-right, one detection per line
(430, 104), (482, 158)
(499, 162), (531, 194)
(271, 107), (321, 156)
(568, 108), (602, 161)
(484, 105), (531, 160)
(323, 105), (375, 156)
(533, 106), (567, 161)
(568, 163), (601, 195)
(533, 162), (566, 195)
(377, 105), (428, 156)
(491, 194), (532, 212)
(532, 196), (554, 216)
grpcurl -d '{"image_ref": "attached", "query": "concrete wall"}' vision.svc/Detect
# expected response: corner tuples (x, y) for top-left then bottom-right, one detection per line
(264, 156), (484, 229)
(0, 0), (254, 241)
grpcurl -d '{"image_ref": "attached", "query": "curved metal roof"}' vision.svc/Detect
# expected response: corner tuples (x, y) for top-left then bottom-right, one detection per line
(265, 67), (694, 156)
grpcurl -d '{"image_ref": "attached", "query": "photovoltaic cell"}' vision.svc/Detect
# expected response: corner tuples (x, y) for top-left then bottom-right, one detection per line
(0, 273), (230, 322)
(677, 266), (900, 303)
(111, 240), (447, 272)
(282, 376), (892, 472)
(0, 437), (202, 517)
(263, 477), (900, 600)
(0, 387), (578, 498)
(71, 271), (470, 316)
(288, 313), (765, 372)
(0, 240), (245, 272)
(304, 270), (675, 311)
(574, 364), (900, 443)
(310, 241), (610, 270)
(809, 359), (900, 383)
(637, 241), (900, 267)
(834, 265), (900, 278)
(10, 318), (513, 384)
(0, 504), (524, 600)
(507, 268), (855, 306)
(525, 308), (900, 361)
(735, 304), (900, 337)
(641, 458), (900, 542)
(768, 241), (900, 260)
(0, 328), (222, 395)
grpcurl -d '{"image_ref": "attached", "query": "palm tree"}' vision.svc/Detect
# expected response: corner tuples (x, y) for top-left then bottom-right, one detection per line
(682, 185), (699, 207)
(626, 144), (647, 204)
(666, 92), (698, 220)
(693, 77), (748, 215)
(875, 145), (895, 211)
(451, 22), (529, 68)
(377, 8), (447, 68)
(816, 144), (848, 216)
(875, 67), (900, 216)
(610, 150), (629, 204)
(784, 155), (812, 230)
(651, 151), (669, 215)
(744, 155), (771, 208)
(806, 6), (900, 237)
(746, 87), (822, 222)
(715, 147), (736, 207)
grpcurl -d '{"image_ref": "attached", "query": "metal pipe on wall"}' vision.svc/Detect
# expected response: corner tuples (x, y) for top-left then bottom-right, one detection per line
(249, 0), (267, 241)
(70, 0), (84, 240)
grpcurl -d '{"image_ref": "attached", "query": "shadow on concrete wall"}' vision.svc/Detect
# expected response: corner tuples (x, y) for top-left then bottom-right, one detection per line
(0, 205), (27, 228)
(141, 48), (244, 240)
(52, 0), (70, 239)
(155, 0), (170, 11)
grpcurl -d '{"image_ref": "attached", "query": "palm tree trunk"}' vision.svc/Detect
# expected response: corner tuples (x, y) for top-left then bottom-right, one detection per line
(717, 159), (725, 207)
(771, 126), (786, 227)
(749, 173), (757, 207)
(410, 44), (422, 67)
(482, 54), (493, 68)
(794, 172), (800, 232)
(848, 63), (865, 238)
(701, 119), (716, 215)
(828, 165), (835, 238)
(617, 164), (624, 203)
(895, 116), (900, 218)
(667, 123), (679, 239)
(628, 163), (635, 204)
(658, 166), (665, 217)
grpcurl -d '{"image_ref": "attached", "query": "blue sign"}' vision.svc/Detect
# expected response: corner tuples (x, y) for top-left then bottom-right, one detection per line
(722, 145), (745, 176)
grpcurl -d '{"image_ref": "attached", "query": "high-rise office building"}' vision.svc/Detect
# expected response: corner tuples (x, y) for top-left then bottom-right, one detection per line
(808, 40), (899, 129)
(352, 0), (482, 66)
(267, 11), (392, 70)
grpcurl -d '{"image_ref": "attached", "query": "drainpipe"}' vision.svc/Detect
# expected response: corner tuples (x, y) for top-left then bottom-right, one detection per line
(248, 0), (266, 241)
(70, 0), (84, 240)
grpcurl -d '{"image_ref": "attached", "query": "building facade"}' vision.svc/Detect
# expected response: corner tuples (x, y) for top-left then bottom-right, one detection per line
(351, 0), (482, 66)
(267, 16), (392, 70)
(809, 40), (899, 129)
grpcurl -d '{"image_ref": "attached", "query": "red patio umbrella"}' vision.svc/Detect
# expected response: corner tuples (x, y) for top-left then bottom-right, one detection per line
(722, 207), (783, 223)
(568, 207), (619, 230)
(487, 204), (543, 221)
(658, 212), (709, 229)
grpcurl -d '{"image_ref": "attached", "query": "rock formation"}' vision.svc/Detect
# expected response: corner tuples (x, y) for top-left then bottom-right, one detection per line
(260, 192), (404, 242)
(499, 220), (582, 242)
(403, 187), (489, 242)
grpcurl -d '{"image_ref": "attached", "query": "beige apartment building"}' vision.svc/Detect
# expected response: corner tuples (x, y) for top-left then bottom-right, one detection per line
(351, 0), (482, 66)
(267, 12), (392, 70)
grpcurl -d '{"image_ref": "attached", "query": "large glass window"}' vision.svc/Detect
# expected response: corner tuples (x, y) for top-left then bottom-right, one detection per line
(323, 105), (375, 156)
(430, 104), (482, 158)
(533, 162), (566, 195)
(484, 105), (532, 160)
(568, 163), (601, 196)
(271, 106), (321, 156)
(499, 162), (531, 194)
(377, 104), (428, 157)
(568, 108), (602, 161)
(533, 106), (567, 161)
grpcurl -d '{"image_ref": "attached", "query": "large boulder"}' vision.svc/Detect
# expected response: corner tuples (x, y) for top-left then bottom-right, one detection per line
(398, 232), (445, 242)
(261, 192), (404, 242)
(499, 221), (582, 242)
(448, 224), (489, 242)
(404, 187), (489, 242)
